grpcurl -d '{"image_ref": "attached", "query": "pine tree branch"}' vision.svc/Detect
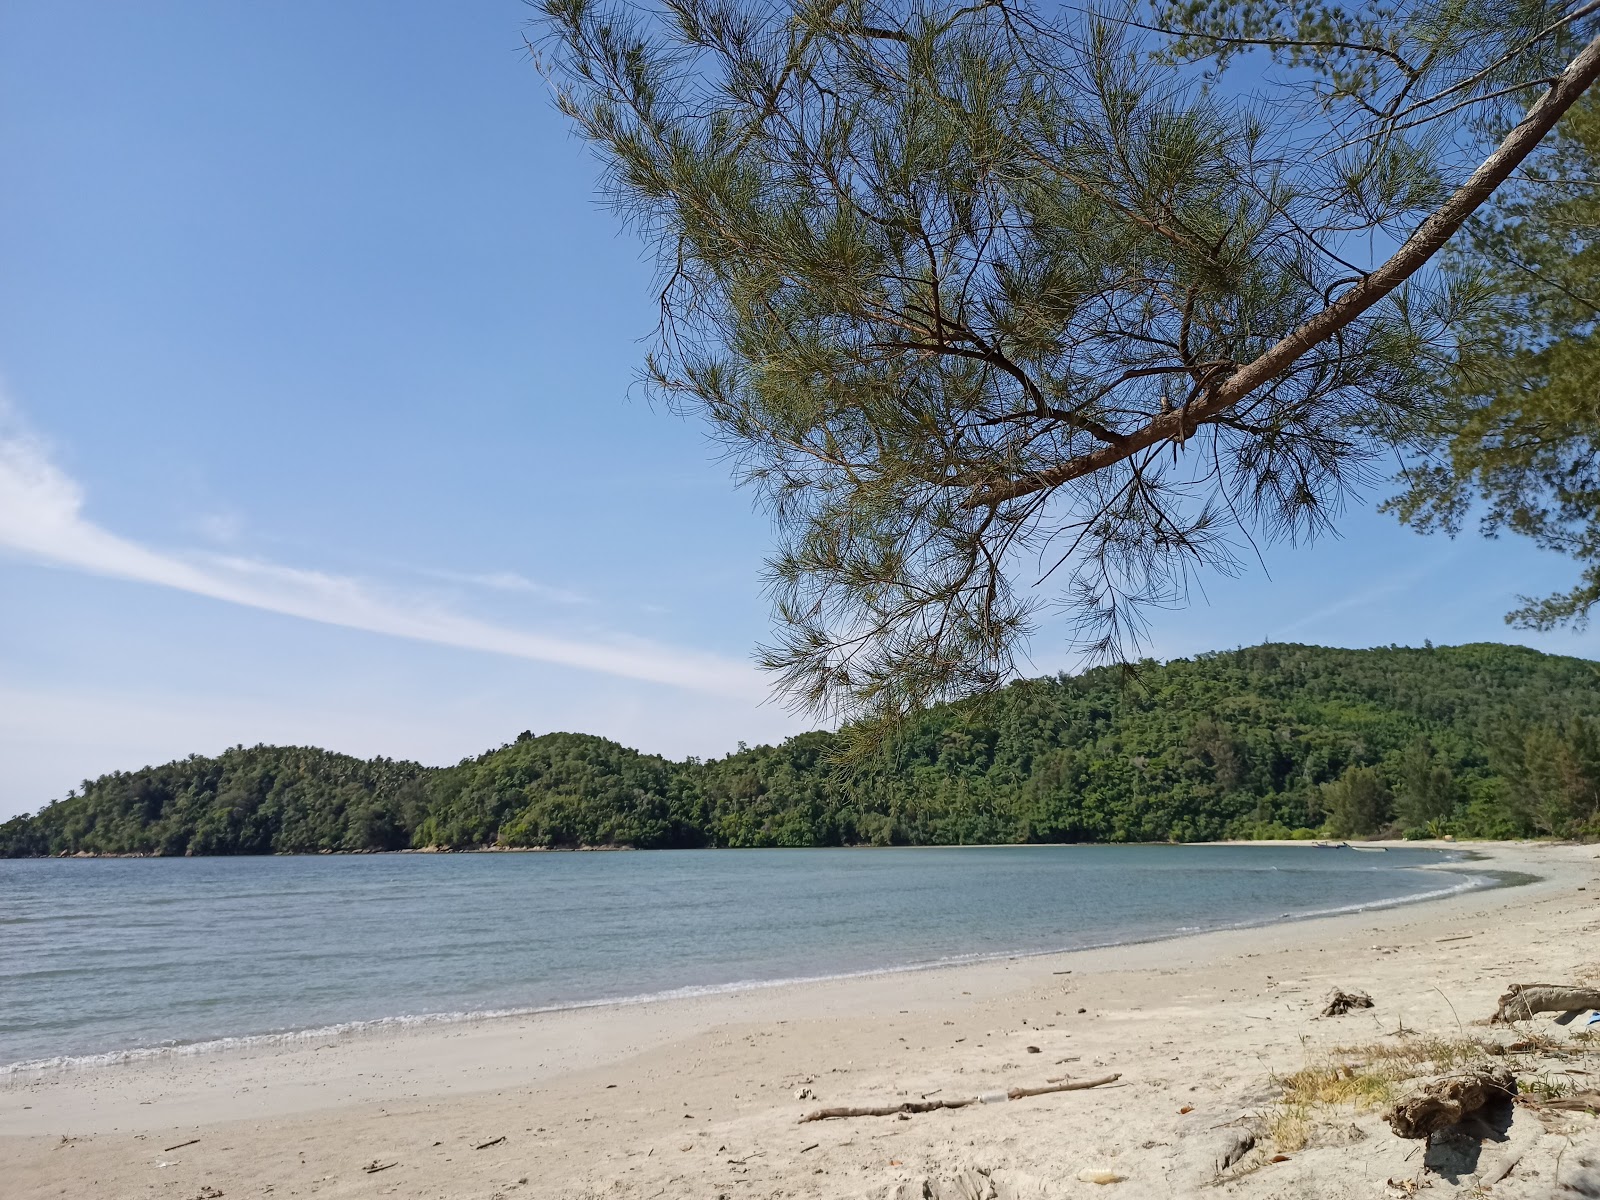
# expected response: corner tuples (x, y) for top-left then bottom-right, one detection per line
(964, 31), (1600, 510)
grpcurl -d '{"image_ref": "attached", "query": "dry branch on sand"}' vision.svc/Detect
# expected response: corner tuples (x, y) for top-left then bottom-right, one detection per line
(1527, 1091), (1600, 1114)
(1492, 984), (1600, 1023)
(1384, 1066), (1516, 1139)
(798, 1074), (1120, 1122)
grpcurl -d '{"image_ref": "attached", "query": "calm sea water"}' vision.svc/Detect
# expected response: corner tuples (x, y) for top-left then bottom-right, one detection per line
(0, 845), (1484, 1071)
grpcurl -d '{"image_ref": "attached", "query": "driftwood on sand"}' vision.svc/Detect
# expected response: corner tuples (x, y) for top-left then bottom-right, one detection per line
(1492, 983), (1600, 1023)
(1384, 1066), (1515, 1139)
(797, 1073), (1120, 1123)
(1321, 988), (1375, 1017)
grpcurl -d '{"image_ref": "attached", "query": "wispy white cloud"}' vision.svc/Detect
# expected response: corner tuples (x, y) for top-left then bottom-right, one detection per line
(1277, 548), (1458, 637)
(417, 566), (587, 604)
(0, 409), (762, 698)
(192, 510), (244, 544)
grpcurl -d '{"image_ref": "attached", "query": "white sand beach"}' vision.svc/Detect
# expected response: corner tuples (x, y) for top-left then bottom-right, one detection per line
(3, 841), (1597, 1199)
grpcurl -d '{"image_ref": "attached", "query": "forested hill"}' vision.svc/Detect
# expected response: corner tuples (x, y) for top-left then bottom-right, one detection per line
(5, 642), (1598, 857)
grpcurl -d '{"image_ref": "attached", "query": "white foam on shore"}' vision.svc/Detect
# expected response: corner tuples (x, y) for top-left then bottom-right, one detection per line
(0, 860), (1496, 1078)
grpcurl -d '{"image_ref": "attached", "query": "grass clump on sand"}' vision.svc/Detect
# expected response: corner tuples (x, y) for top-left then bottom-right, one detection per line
(1268, 1037), (1498, 1151)
(1517, 1072), (1578, 1101)
(1267, 1030), (1600, 1151)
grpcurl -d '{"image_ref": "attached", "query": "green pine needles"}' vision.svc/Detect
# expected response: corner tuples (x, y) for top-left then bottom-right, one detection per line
(535, 0), (1600, 721)
(1390, 89), (1600, 633)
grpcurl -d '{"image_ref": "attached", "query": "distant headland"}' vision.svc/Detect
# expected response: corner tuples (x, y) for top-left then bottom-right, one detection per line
(5, 642), (1598, 857)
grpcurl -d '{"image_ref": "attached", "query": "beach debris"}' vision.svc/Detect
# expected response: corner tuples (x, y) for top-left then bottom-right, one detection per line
(1321, 988), (1375, 1017)
(1207, 1130), (1256, 1176)
(163, 1138), (201, 1153)
(1480, 1119), (1544, 1185)
(888, 1164), (1065, 1199)
(1076, 1168), (1126, 1184)
(800, 1143), (819, 1153)
(474, 1136), (507, 1150)
(362, 1160), (398, 1174)
(1492, 983), (1600, 1023)
(1025, 1046), (1040, 1054)
(1171, 1126), (1254, 1190)
(1384, 1065), (1515, 1139)
(797, 1074), (1120, 1122)
(1557, 1155), (1600, 1198)
(1525, 1090), (1600, 1114)
(886, 1165), (996, 1199)
(795, 1087), (813, 1100)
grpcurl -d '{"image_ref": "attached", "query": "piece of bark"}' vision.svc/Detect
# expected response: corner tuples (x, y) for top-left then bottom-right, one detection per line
(798, 1074), (1119, 1122)
(1385, 1067), (1515, 1139)
(1492, 984), (1600, 1023)
(1321, 988), (1374, 1017)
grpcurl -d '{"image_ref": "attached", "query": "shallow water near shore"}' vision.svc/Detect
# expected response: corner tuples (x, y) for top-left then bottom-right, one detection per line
(0, 844), (1487, 1071)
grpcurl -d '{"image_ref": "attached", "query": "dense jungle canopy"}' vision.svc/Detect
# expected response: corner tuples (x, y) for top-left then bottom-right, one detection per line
(5, 642), (1597, 857)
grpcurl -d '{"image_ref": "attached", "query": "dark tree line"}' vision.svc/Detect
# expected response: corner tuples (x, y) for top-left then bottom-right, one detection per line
(4, 642), (1598, 857)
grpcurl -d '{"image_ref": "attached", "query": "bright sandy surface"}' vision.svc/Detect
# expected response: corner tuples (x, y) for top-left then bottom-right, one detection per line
(3, 841), (1597, 1199)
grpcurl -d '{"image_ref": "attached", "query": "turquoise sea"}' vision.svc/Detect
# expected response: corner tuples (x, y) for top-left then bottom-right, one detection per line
(0, 845), (1486, 1071)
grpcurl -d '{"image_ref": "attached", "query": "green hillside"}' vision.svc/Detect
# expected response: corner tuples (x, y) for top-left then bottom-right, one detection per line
(5, 643), (1597, 856)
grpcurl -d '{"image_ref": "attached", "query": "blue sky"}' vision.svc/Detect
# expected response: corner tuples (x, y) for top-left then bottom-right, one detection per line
(1, 2), (1594, 819)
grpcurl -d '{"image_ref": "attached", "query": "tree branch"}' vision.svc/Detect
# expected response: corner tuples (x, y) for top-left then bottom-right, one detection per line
(964, 31), (1600, 509)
